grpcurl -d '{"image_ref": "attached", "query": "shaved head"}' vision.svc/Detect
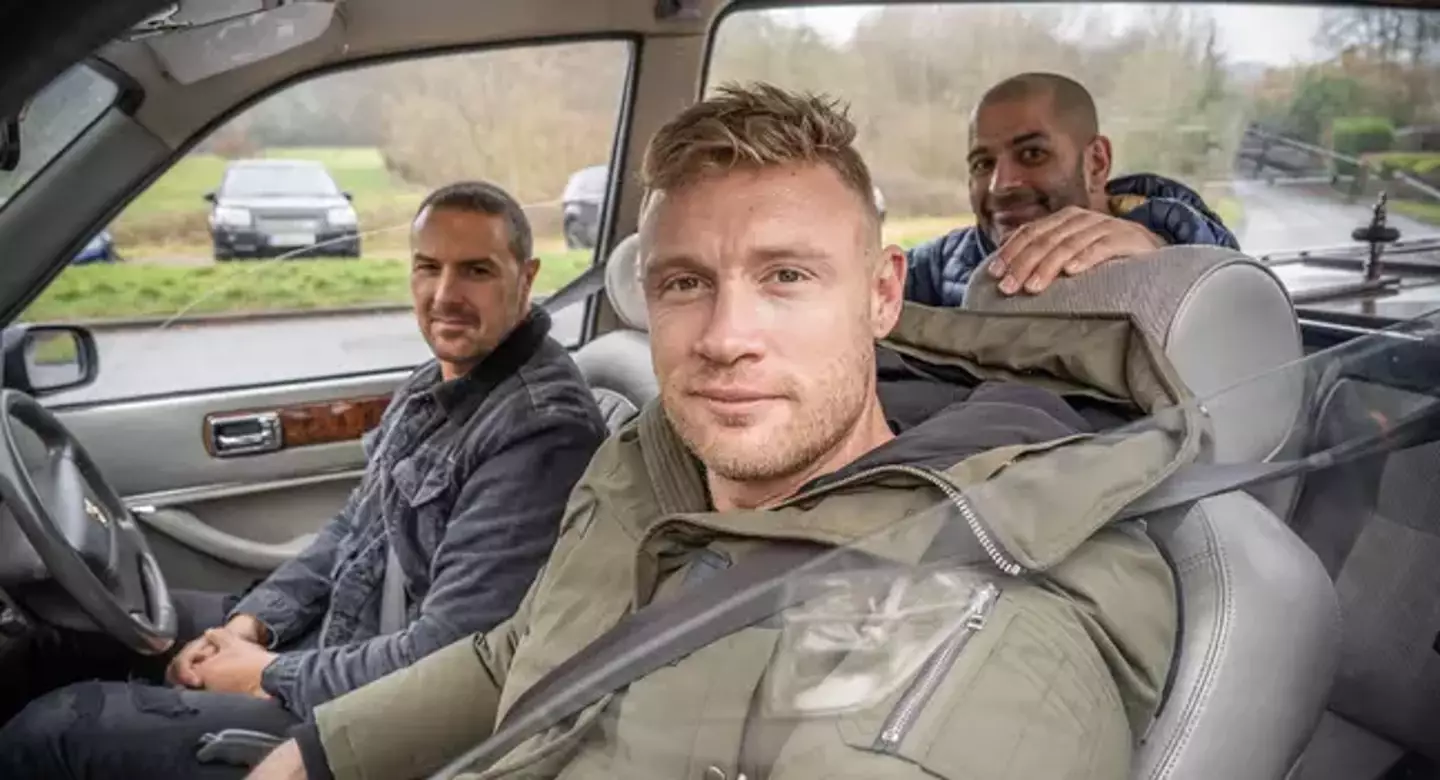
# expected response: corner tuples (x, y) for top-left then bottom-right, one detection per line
(973, 72), (1099, 144)
(966, 73), (1112, 243)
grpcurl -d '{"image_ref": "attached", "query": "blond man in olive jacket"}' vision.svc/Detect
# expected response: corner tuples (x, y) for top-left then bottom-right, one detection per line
(250, 82), (1181, 780)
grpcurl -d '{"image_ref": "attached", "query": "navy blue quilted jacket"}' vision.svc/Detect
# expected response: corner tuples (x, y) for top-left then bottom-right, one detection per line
(904, 173), (1240, 307)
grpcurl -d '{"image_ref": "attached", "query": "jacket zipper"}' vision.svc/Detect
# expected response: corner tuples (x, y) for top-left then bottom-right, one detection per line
(778, 464), (1026, 577)
(874, 582), (1002, 753)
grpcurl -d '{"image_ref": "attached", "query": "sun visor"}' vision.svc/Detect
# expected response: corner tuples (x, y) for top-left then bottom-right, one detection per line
(143, 1), (338, 85)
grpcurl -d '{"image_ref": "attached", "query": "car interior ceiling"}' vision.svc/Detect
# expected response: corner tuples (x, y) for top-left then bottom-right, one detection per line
(6, 0), (1440, 777)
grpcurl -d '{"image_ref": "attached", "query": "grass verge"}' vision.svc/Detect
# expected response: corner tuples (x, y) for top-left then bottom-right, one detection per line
(22, 250), (591, 323)
(1390, 199), (1440, 229)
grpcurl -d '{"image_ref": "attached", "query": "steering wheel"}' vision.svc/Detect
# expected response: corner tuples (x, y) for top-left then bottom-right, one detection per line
(0, 390), (175, 654)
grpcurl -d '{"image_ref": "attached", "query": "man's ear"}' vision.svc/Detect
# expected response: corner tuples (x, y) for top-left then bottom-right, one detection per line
(872, 244), (907, 338)
(519, 257), (541, 305)
(1085, 135), (1114, 194)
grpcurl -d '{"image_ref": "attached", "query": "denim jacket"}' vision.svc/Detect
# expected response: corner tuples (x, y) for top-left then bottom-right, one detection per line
(228, 309), (607, 719)
(904, 173), (1241, 308)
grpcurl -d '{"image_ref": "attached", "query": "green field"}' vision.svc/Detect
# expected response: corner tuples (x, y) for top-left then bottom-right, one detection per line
(112, 147), (426, 250)
(121, 147), (420, 220)
(48, 143), (1260, 323)
(23, 250), (590, 322)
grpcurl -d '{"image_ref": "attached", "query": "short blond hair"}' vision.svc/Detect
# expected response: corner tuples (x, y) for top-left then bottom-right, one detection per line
(641, 82), (877, 220)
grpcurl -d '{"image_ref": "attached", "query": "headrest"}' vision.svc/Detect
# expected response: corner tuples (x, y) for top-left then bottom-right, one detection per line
(605, 233), (648, 331)
(964, 246), (1302, 463)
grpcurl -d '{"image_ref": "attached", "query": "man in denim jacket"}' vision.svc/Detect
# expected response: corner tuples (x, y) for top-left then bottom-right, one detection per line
(0, 181), (607, 778)
(906, 72), (1239, 306)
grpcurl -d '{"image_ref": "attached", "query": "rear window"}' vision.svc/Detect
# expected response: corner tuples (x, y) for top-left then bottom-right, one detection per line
(220, 165), (340, 197)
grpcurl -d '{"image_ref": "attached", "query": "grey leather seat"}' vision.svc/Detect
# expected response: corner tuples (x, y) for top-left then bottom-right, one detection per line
(967, 246), (1339, 780)
(573, 233), (656, 432)
(1284, 373), (1440, 779)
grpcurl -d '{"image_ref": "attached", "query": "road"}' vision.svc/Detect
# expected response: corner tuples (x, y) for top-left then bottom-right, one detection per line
(46, 305), (584, 405)
(1229, 179), (1437, 256)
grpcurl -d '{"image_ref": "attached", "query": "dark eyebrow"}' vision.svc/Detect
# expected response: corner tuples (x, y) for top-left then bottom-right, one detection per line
(1007, 131), (1048, 148)
(411, 252), (502, 267)
(751, 244), (831, 264)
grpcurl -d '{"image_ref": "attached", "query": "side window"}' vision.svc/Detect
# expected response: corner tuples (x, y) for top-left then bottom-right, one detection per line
(23, 41), (631, 404)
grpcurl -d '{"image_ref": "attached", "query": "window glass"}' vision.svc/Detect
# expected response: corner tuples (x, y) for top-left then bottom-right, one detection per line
(0, 64), (118, 205)
(708, 4), (1440, 258)
(24, 41), (631, 405)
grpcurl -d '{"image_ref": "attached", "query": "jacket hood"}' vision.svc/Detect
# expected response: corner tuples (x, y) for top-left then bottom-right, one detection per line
(603, 301), (1202, 584)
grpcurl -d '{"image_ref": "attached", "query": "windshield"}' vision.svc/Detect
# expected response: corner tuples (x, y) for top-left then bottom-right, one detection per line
(424, 308), (1440, 780)
(709, 3), (1440, 258)
(219, 165), (340, 197)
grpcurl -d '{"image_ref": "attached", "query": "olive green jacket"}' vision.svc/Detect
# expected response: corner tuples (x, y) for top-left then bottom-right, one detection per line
(312, 303), (1200, 780)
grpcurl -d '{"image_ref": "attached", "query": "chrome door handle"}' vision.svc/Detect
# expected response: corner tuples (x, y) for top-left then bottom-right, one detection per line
(208, 412), (282, 457)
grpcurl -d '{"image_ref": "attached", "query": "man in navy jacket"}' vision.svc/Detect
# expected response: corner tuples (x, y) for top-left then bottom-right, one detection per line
(906, 72), (1239, 307)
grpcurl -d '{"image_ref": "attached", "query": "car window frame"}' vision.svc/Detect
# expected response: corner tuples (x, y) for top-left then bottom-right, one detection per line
(0, 61), (126, 219)
(20, 35), (641, 410)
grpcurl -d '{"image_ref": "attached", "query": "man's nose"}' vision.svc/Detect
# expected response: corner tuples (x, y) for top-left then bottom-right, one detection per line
(693, 282), (766, 366)
(433, 266), (464, 304)
(989, 156), (1027, 194)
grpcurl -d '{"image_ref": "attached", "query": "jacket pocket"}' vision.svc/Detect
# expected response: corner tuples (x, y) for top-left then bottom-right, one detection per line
(832, 592), (1131, 780)
(391, 450), (452, 509)
(390, 451), (455, 558)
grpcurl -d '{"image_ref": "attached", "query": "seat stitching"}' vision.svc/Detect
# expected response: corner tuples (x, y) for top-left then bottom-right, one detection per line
(1149, 501), (1235, 780)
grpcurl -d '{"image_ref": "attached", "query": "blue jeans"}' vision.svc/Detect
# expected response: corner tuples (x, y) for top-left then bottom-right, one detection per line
(0, 591), (298, 779)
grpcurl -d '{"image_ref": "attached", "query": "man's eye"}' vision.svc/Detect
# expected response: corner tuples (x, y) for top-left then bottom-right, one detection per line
(1018, 148), (1049, 165)
(661, 275), (704, 294)
(771, 268), (806, 284)
(969, 158), (994, 177)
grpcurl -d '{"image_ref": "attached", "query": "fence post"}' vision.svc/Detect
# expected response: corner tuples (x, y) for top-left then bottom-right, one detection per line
(1254, 136), (1271, 177)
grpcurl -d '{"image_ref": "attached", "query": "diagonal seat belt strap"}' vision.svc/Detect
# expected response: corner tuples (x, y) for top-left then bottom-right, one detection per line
(539, 261), (608, 315)
(1122, 393), (1440, 519)
(426, 391), (1440, 780)
(379, 543), (406, 635)
(427, 542), (871, 779)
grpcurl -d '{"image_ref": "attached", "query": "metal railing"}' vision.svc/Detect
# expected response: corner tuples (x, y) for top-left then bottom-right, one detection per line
(1240, 124), (1440, 205)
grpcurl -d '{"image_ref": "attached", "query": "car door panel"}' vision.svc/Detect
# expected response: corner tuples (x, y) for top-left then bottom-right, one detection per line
(49, 369), (409, 590)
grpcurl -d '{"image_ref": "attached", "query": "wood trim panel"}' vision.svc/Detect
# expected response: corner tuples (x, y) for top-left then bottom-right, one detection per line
(203, 394), (391, 456)
(278, 394), (391, 449)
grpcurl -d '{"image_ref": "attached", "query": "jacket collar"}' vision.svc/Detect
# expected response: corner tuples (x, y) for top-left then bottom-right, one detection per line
(417, 307), (552, 420)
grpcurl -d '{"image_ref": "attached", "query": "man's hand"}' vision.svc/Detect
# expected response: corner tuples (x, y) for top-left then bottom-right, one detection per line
(195, 627), (278, 699)
(166, 634), (220, 688)
(225, 613), (272, 645)
(987, 206), (1164, 295)
(167, 614), (271, 688)
(246, 739), (307, 780)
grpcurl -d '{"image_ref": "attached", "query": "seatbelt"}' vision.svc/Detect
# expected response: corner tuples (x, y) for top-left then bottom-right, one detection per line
(379, 542), (406, 634)
(426, 391), (1440, 780)
(429, 542), (866, 779)
(1121, 391), (1440, 519)
(538, 260), (608, 315)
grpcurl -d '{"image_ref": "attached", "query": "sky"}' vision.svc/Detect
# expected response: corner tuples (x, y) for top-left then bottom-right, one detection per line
(774, 2), (1328, 67)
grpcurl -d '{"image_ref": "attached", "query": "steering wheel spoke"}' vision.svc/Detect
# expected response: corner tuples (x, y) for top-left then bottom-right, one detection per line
(0, 390), (176, 654)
